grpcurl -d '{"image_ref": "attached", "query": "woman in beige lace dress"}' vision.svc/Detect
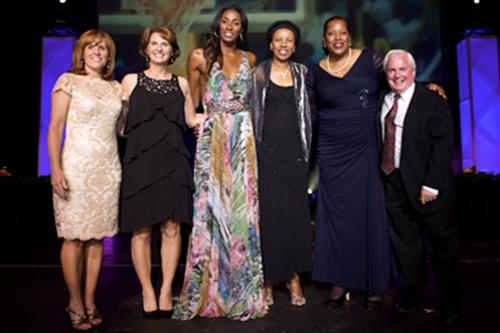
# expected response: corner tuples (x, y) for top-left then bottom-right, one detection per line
(47, 29), (123, 331)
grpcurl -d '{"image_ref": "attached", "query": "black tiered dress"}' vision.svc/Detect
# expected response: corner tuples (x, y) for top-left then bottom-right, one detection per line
(120, 72), (193, 231)
(258, 81), (312, 285)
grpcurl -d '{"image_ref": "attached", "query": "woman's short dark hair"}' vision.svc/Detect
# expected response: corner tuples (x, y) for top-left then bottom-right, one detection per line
(266, 20), (301, 47)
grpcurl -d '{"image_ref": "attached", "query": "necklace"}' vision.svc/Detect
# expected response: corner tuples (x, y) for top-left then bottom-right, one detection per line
(272, 63), (290, 78)
(326, 47), (352, 74)
(277, 68), (289, 77)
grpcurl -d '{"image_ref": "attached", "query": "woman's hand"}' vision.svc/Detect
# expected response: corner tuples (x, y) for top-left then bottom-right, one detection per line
(51, 169), (69, 200)
(192, 113), (205, 138)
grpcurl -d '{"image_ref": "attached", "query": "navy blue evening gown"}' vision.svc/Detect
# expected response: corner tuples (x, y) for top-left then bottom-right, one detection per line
(309, 49), (394, 294)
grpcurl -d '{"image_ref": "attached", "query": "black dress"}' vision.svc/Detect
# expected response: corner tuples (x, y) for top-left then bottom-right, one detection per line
(258, 80), (312, 285)
(120, 72), (193, 232)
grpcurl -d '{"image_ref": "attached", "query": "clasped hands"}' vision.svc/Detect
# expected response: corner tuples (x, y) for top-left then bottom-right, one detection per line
(419, 188), (437, 205)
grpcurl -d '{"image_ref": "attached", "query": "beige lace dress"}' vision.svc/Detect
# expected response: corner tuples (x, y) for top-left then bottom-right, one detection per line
(52, 73), (123, 240)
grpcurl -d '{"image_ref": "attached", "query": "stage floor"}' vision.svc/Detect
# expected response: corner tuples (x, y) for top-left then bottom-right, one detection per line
(4, 234), (500, 333)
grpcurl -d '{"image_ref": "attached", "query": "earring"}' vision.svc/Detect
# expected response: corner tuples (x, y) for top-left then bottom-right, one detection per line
(105, 59), (111, 69)
(80, 59), (85, 69)
(239, 34), (244, 42)
(213, 31), (219, 38)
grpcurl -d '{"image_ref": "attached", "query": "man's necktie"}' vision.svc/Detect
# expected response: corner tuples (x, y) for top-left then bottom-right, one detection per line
(381, 94), (400, 175)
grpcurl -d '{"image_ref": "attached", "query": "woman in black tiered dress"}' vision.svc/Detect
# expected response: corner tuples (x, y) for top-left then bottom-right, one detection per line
(120, 26), (201, 318)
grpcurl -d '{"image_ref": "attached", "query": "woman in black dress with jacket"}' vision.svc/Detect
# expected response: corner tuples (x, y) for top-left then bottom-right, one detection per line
(252, 20), (313, 307)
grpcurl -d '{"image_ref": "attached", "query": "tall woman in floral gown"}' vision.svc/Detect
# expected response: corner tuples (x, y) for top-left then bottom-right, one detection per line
(173, 5), (267, 321)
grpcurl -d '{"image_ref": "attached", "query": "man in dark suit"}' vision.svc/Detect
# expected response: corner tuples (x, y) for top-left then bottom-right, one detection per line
(380, 49), (460, 325)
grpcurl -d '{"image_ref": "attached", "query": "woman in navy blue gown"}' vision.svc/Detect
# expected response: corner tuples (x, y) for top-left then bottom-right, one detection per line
(308, 16), (394, 310)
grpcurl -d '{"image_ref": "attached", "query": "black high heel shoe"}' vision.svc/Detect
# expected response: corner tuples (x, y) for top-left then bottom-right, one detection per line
(158, 309), (173, 319)
(158, 293), (174, 319)
(364, 298), (383, 311)
(142, 308), (158, 319)
(324, 290), (350, 310)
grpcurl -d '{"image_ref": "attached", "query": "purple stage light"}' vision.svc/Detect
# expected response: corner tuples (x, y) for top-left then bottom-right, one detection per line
(38, 37), (75, 176)
(457, 36), (500, 173)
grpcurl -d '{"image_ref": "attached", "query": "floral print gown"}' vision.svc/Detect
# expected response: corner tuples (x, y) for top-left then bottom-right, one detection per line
(173, 52), (267, 321)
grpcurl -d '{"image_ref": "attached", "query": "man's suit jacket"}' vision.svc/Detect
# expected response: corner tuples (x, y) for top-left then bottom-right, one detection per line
(378, 83), (454, 214)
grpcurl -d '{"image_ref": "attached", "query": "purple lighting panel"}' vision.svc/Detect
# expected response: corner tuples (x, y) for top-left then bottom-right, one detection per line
(456, 36), (500, 173)
(38, 37), (75, 176)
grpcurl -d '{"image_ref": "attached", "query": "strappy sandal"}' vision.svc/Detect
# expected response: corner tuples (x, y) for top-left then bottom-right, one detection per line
(290, 293), (306, 306)
(286, 283), (306, 307)
(264, 286), (274, 306)
(86, 308), (103, 326)
(65, 307), (92, 331)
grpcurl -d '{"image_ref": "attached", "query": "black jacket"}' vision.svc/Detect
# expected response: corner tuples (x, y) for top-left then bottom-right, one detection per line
(378, 83), (454, 213)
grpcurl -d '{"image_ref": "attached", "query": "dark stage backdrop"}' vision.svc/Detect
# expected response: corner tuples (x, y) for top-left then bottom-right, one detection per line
(1, 0), (497, 176)
(99, 0), (444, 82)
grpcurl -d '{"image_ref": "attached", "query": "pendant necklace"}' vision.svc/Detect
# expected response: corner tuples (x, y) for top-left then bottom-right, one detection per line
(272, 62), (290, 78)
(327, 47), (352, 74)
(278, 68), (289, 77)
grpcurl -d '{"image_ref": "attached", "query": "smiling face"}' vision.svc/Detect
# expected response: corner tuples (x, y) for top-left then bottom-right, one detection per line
(146, 32), (173, 65)
(219, 9), (243, 43)
(83, 40), (109, 74)
(323, 18), (351, 57)
(385, 53), (416, 94)
(270, 28), (296, 62)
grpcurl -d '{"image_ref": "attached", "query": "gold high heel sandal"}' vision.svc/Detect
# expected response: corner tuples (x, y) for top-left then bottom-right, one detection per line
(65, 307), (92, 331)
(86, 308), (103, 326)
